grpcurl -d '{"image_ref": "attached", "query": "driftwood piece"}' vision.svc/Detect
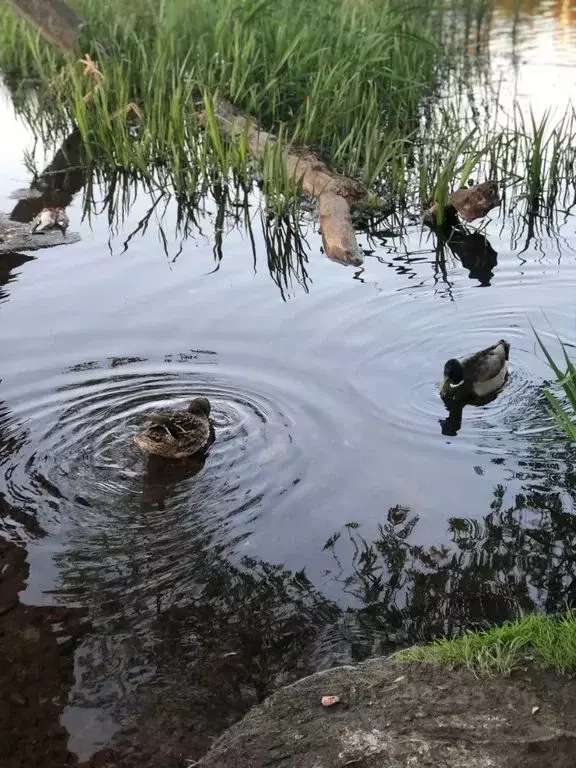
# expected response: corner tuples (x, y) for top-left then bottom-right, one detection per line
(205, 99), (369, 266)
(318, 192), (362, 265)
(6, 0), (80, 54)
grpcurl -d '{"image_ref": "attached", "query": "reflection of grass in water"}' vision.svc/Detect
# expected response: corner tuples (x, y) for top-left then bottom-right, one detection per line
(395, 612), (576, 676)
(84, 163), (313, 296)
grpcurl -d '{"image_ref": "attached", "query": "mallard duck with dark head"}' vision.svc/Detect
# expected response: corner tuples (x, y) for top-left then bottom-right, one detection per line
(134, 396), (214, 460)
(440, 339), (510, 404)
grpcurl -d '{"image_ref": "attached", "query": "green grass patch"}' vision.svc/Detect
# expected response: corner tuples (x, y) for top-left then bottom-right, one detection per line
(395, 612), (576, 676)
(0, 0), (464, 189)
(2, 0), (576, 225)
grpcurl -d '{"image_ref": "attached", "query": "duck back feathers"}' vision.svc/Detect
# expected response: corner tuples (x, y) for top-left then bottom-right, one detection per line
(133, 397), (213, 459)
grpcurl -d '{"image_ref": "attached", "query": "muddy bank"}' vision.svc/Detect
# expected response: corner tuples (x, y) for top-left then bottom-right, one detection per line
(197, 656), (576, 767)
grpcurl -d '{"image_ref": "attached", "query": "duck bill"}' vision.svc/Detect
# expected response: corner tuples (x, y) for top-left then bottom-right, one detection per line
(440, 377), (451, 398)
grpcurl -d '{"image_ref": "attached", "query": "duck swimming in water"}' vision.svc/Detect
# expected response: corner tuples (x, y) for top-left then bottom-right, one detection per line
(440, 339), (510, 404)
(133, 397), (214, 460)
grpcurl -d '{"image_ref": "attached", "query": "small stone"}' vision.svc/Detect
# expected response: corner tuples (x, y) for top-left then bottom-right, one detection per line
(321, 695), (340, 707)
(531, 706), (540, 715)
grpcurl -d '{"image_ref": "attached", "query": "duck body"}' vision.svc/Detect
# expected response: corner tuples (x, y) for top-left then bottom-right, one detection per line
(450, 180), (501, 223)
(133, 396), (214, 460)
(31, 207), (69, 235)
(440, 339), (510, 404)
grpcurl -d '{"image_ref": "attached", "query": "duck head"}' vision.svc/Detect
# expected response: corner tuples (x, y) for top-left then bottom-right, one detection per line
(441, 358), (465, 398)
(187, 397), (211, 416)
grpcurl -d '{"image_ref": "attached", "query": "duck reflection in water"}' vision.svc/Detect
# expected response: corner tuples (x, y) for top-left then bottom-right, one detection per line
(445, 228), (498, 286)
(139, 452), (210, 512)
(431, 207), (499, 287)
(440, 393), (501, 437)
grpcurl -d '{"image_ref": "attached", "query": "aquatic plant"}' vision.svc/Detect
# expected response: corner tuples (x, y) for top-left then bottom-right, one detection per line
(0, 0), (465, 190)
(2, 0), (576, 235)
(533, 328), (576, 442)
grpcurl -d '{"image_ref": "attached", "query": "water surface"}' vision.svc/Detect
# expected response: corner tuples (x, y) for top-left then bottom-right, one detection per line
(2, 4), (576, 763)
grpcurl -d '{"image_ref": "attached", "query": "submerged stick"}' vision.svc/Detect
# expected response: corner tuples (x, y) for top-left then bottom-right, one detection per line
(206, 99), (370, 267)
(6, 0), (81, 54)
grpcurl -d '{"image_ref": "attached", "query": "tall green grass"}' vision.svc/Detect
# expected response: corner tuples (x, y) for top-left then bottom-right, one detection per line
(2, 0), (576, 225)
(0, 0), (462, 189)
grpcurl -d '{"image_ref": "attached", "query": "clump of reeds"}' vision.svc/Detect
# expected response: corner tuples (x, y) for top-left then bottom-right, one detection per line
(0, 0), (484, 196)
(2, 0), (576, 229)
(534, 327), (576, 442)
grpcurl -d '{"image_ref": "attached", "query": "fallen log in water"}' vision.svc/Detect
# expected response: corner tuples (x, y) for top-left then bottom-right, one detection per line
(6, 0), (80, 54)
(203, 98), (377, 267)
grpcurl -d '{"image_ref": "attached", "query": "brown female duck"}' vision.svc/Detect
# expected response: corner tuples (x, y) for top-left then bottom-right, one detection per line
(134, 396), (213, 459)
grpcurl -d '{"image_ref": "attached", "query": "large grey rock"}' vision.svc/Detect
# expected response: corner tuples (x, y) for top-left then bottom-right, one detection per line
(197, 658), (576, 767)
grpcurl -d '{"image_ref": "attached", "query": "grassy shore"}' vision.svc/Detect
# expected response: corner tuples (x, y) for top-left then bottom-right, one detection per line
(0, 0), (470, 186)
(1, 0), (576, 217)
(395, 612), (576, 676)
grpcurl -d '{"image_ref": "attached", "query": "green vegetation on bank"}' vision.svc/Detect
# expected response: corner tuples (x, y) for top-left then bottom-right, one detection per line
(395, 612), (576, 676)
(1, 0), (576, 219)
(0, 0), (468, 190)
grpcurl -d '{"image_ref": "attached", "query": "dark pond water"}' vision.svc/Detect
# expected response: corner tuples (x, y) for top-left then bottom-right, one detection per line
(3, 2), (576, 763)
